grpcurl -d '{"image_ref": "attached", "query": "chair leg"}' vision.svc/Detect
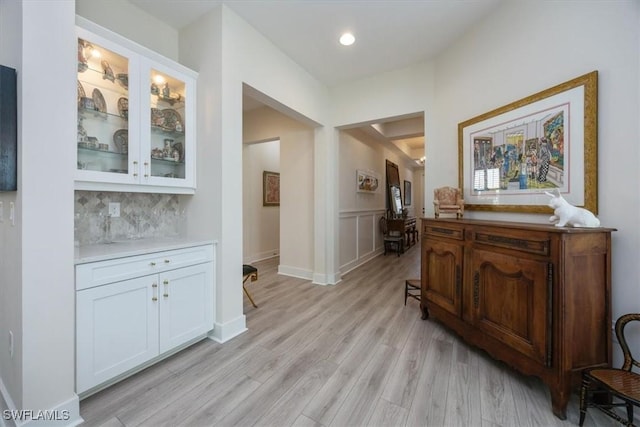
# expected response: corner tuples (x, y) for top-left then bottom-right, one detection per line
(243, 285), (258, 308)
(626, 402), (633, 425)
(404, 281), (408, 305)
(579, 376), (589, 426)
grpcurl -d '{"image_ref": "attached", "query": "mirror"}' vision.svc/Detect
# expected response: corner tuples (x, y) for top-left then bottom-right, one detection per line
(390, 185), (403, 216)
(385, 159), (403, 217)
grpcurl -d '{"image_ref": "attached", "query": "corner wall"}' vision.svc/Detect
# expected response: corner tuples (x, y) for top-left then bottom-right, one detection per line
(243, 105), (315, 277)
(0, 0), (23, 413)
(242, 139), (280, 263)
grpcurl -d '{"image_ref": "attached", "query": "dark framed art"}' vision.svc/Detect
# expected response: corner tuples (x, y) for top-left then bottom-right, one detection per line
(263, 171), (280, 206)
(404, 180), (412, 206)
(0, 64), (17, 191)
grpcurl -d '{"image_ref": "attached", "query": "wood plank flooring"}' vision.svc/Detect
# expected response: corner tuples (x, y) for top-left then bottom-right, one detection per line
(80, 245), (618, 426)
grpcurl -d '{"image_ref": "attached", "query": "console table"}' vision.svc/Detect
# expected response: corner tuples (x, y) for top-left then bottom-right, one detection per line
(420, 218), (614, 419)
(388, 217), (418, 248)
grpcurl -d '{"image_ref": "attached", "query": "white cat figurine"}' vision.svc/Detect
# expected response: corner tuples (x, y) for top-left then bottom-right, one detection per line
(545, 191), (600, 228)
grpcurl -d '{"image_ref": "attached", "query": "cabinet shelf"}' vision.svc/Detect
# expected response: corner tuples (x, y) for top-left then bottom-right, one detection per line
(79, 106), (126, 122)
(78, 146), (127, 157)
(153, 93), (184, 106)
(151, 157), (185, 166)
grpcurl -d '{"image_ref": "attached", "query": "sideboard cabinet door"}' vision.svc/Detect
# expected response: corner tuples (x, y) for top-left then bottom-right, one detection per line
(468, 248), (551, 366)
(422, 239), (462, 317)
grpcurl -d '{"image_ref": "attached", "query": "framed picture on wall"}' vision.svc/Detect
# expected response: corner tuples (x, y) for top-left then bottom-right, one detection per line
(356, 169), (380, 193)
(263, 171), (280, 206)
(404, 180), (412, 206)
(458, 71), (598, 213)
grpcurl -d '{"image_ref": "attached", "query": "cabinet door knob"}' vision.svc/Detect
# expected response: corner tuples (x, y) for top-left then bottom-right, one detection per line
(150, 262), (156, 267)
(164, 259), (171, 264)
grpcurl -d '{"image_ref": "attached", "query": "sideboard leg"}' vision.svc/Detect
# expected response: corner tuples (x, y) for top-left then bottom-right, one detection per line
(420, 304), (429, 320)
(550, 387), (569, 420)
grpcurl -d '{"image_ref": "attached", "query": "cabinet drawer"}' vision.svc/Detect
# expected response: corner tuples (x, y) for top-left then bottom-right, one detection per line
(423, 223), (464, 241)
(76, 244), (213, 290)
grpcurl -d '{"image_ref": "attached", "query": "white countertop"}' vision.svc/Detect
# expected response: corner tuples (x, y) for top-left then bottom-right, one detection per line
(75, 237), (215, 264)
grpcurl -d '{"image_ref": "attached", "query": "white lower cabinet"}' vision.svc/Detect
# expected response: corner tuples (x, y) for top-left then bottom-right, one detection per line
(76, 244), (214, 395)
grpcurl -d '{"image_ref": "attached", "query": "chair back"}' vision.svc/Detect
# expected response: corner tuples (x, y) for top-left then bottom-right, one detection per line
(434, 186), (461, 205)
(616, 313), (640, 372)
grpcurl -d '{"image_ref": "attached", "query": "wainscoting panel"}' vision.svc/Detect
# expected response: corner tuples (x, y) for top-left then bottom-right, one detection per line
(339, 209), (386, 274)
(339, 216), (358, 268)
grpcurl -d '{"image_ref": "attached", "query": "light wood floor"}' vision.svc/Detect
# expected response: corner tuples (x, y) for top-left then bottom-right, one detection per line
(80, 244), (618, 427)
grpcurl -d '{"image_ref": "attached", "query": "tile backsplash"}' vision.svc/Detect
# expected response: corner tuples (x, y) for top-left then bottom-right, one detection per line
(75, 191), (184, 245)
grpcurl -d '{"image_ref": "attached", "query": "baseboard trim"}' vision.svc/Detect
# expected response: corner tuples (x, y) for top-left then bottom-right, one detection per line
(340, 249), (383, 276)
(209, 315), (247, 343)
(243, 250), (279, 264)
(312, 271), (341, 286)
(278, 265), (313, 281)
(0, 385), (83, 427)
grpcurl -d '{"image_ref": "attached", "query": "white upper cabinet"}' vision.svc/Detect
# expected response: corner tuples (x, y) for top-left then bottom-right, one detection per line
(75, 22), (197, 194)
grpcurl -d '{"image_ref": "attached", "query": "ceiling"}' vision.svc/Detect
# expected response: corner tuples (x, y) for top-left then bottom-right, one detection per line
(129, 0), (502, 88)
(128, 0), (502, 166)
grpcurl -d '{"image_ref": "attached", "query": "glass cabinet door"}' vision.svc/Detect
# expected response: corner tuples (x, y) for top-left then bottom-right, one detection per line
(148, 69), (187, 181)
(77, 35), (133, 180)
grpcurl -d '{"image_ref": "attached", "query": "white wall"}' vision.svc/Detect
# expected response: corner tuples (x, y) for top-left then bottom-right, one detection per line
(242, 139), (280, 263)
(243, 106), (315, 277)
(180, 5), (332, 339)
(76, 0), (178, 60)
(0, 0), (23, 412)
(0, 0), (79, 421)
(338, 130), (419, 273)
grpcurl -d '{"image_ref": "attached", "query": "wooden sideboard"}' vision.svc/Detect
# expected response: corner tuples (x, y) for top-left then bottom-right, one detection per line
(420, 218), (615, 419)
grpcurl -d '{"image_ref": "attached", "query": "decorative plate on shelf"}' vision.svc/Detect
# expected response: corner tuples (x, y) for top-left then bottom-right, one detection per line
(77, 81), (85, 107)
(113, 129), (128, 154)
(118, 97), (128, 120)
(151, 108), (165, 128)
(161, 108), (183, 132)
(92, 88), (107, 113)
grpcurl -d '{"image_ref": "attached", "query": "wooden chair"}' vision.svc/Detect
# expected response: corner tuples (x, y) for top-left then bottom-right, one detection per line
(579, 313), (640, 426)
(379, 216), (404, 256)
(242, 264), (258, 308)
(405, 279), (421, 305)
(433, 186), (464, 219)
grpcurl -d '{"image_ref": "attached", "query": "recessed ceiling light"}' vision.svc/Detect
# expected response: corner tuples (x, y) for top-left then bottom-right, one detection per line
(339, 32), (355, 46)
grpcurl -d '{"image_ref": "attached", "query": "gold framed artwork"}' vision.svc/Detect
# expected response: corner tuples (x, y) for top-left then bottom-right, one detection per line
(263, 171), (280, 206)
(458, 71), (598, 214)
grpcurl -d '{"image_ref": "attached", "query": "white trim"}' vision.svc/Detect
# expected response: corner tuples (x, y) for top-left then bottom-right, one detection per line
(339, 208), (386, 217)
(338, 209), (386, 275)
(0, 391), (83, 427)
(243, 249), (279, 264)
(341, 250), (383, 276)
(312, 271), (342, 286)
(208, 315), (247, 343)
(278, 264), (313, 280)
